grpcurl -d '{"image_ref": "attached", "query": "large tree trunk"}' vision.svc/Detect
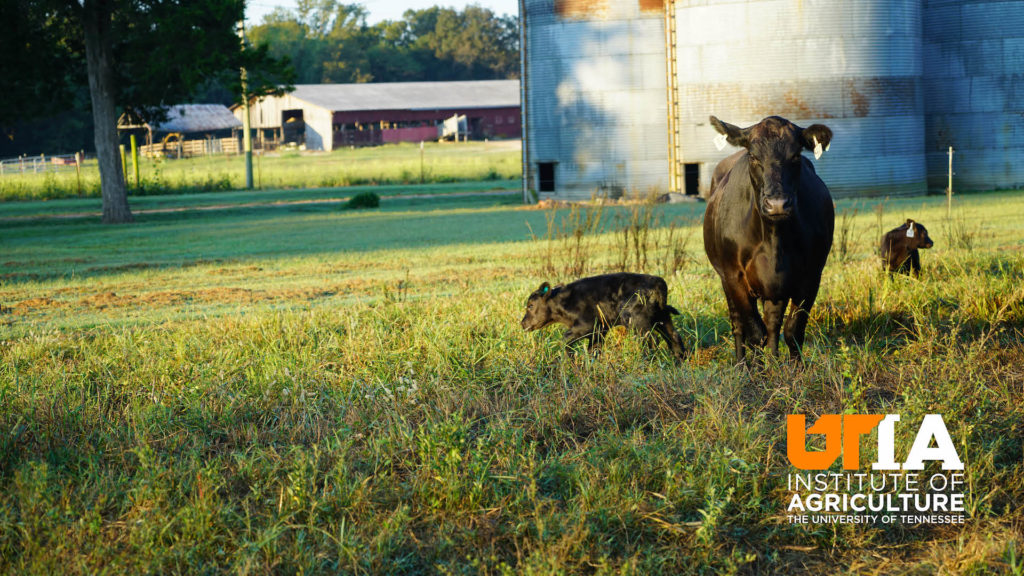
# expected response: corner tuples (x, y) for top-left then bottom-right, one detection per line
(82, 0), (132, 223)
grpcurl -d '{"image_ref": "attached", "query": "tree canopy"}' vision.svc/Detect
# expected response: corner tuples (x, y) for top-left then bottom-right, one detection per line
(247, 1), (520, 85)
(1, 0), (293, 222)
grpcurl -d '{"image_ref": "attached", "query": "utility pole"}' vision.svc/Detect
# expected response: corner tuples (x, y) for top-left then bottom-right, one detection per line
(947, 146), (954, 219)
(238, 21), (254, 189)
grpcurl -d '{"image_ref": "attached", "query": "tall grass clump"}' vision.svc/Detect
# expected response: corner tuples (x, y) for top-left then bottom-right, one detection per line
(345, 191), (380, 209)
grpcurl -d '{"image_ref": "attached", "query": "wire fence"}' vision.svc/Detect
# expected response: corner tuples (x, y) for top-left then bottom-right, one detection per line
(0, 153), (90, 177)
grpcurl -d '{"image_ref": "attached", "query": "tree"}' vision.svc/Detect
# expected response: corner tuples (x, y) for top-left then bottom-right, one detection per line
(2, 0), (292, 223)
(247, 3), (519, 86)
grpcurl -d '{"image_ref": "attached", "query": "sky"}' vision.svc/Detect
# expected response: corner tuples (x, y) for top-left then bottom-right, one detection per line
(245, 0), (519, 25)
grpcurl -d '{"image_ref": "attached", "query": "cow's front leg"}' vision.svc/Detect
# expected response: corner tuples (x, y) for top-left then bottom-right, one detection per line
(720, 276), (765, 365)
(784, 284), (820, 364)
(762, 299), (788, 358)
(564, 321), (603, 355)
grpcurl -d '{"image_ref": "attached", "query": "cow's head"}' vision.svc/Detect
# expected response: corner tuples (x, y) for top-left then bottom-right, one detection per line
(904, 219), (934, 249)
(521, 282), (556, 331)
(710, 115), (833, 221)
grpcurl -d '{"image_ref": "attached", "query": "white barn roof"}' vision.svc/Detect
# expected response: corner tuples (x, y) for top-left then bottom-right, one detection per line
(153, 104), (243, 133)
(290, 80), (520, 112)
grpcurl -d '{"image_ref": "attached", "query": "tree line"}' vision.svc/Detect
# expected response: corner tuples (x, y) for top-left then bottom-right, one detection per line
(1, 0), (519, 223)
(249, 1), (520, 84)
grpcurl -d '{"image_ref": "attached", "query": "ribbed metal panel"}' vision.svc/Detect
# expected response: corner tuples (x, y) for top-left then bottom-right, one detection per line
(673, 0), (927, 198)
(923, 0), (1024, 191)
(523, 0), (669, 200)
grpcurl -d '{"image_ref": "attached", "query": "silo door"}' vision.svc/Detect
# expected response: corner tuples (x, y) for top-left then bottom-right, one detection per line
(538, 162), (556, 193)
(684, 163), (700, 196)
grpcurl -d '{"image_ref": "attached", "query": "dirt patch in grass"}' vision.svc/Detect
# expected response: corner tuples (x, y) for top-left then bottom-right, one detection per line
(69, 281), (378, 312)
(13, 296), (66, 314)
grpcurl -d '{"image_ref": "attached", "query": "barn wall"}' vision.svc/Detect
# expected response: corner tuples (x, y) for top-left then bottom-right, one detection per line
(523, 0), (670, 201)
(331, 107), (521, 144)
(671, 0), (927, 199)
(923, 0), (1024, 191)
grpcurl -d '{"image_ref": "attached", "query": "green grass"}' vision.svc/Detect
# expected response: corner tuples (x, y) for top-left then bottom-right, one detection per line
(0, 140), (522, 202)
(1, 187), (1022, 574)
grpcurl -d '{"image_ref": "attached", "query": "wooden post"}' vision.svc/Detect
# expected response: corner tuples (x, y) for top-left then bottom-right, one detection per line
(131, 134), (140, 188)
(947, 146), (953, 219)
(75, 152), (82, 195)
(420, 140), (424, 184)
(119, 144), (127, 185)
(239, 22), (253, 189)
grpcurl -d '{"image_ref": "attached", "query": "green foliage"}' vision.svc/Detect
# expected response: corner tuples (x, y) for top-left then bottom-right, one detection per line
(345, 191), (380, 209)
(1, 188), (1022, 572)
(248, 2), (519, 84)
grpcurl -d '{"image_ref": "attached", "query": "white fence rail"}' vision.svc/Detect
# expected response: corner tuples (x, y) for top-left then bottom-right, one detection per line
(0, 154), (89, 177)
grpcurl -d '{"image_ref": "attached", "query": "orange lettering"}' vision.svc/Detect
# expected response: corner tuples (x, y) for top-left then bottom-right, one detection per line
(787, 414), (841, 470)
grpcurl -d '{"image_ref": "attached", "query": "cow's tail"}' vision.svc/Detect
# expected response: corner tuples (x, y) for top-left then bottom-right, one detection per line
(665, 305), (681, 316)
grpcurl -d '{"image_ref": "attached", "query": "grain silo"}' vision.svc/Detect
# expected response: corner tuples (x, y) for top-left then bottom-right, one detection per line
(922, 0), (1024, 192)
(520, 0), (1024, 201)
(521, 0), (670, 200)
(669, 0), (927, 199)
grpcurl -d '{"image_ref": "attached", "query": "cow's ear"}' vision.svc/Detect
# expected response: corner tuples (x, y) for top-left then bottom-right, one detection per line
(801, 124), (833, 153)
(905, 218), (914, 225)
(710, 116), (750, 148)
(538, 282), (551, 297)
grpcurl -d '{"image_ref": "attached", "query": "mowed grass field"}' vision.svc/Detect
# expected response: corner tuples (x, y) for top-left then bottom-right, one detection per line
(0, 140), (521, 201)
(1, 186), (1023, 574)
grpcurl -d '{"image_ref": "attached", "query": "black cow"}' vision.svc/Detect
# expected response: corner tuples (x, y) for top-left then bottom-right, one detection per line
(521, 272), (687, 361)
(703, 115), (835, 364)
(881, 219), (934, 276)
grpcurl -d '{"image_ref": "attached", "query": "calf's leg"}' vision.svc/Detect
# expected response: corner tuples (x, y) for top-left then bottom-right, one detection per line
(654, 318), (688, 362)
(564, 321), (605, 355)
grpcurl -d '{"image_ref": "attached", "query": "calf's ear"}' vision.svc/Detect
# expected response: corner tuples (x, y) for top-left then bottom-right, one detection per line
(537, 282), (551, 296)
(905, 218), (915, 225)
(710, 116), (750, 148)
(801, 124), (833, 154)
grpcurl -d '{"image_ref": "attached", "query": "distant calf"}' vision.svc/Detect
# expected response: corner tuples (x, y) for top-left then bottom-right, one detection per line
(521, 272), (687, 361)
(881, 219), (934, 276)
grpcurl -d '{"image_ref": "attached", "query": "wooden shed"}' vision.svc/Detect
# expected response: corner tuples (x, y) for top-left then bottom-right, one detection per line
(118, 104), (243, 158)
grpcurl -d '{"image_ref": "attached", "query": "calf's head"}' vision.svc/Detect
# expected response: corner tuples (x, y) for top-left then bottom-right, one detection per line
(903, 219), (934, 249)
(710, 115), (833, 221)
(521, 282), (556, 331)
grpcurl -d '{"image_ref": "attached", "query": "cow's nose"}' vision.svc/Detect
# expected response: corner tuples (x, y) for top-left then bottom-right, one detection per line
(763, 196), (792, 217)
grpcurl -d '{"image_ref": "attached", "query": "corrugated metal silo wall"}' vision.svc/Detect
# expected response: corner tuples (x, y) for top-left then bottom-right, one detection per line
(923, 0), (1024, 192)
(672, 0), (928, 199)
(524, 0), (670, 200)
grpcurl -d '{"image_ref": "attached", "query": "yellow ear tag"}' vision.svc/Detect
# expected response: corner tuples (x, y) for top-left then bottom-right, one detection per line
(813, 136), (823, 160)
